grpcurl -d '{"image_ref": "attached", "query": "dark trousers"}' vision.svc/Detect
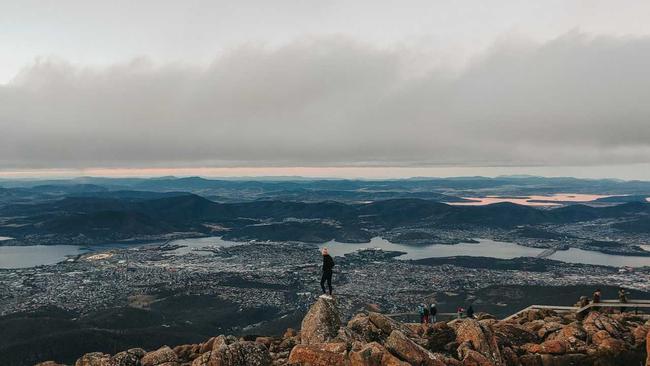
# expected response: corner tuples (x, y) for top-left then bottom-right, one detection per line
(320, 271), (332, 295)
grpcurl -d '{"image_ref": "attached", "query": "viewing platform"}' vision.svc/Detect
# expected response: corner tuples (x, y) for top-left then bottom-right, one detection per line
(386, 299), (650, 323)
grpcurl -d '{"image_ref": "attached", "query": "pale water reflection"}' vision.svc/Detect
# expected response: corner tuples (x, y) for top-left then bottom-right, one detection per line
(319, 237), (650, 267)
(319, 237), (543, 260)
(447, 193), (612, 206)
(548, 248), (650, 267)
(168, 236), (246, 255)
(0, 245), (86, 269)
(3, 236), (650, 269)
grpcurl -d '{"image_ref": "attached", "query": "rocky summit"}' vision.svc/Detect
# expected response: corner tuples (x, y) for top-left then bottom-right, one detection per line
(35, 297), (650, 366)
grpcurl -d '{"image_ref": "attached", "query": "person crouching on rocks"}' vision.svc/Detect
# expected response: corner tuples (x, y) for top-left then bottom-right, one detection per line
(320, 247), (335, 298)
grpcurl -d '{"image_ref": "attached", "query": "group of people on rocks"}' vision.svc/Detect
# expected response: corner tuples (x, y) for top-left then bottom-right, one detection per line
(456, 304), (475, 319)
(416, 303), (437, 323)
(416, 302), (476, 323)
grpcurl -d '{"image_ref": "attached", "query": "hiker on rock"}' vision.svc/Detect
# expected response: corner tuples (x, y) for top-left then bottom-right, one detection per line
(429, 303), (437, 323)
(578, 296), (589, 308)
(423, 303), (430, 323)
(320, 247), (335, 297)
(466, 304), (475, 319)
(417, 304), (425, 323)
(592, 288), (602, 311)
(618, 288), (628, 312)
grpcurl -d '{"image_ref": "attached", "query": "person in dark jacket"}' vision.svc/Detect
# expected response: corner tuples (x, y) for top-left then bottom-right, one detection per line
(320, 247), (335, 296)
(429, 303), (437, 323)
(466, 304), (475, 319)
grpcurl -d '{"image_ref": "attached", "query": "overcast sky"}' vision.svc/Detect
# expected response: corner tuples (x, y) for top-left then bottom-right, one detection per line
(2, 0), (650, 179)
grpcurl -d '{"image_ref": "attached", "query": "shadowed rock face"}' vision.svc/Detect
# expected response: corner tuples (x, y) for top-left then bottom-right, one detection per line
(647, 331), (650, 366)
(35, 300), (650, 366)
(141, 346), (178, 366)
(456, 319), (504, 365)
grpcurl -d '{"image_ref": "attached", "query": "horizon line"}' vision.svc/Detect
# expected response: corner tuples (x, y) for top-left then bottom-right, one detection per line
(1, 165), (650, 182)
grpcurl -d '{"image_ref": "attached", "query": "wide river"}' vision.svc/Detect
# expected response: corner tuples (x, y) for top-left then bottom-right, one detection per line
(1, 236), (650, 269)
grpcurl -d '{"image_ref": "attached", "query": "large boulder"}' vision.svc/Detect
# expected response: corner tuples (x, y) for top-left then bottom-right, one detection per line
(457, 348), (494, 366)
(35, 362), (67, 366)
(631, 324), (649, 347)
(385, 330), (458, 366)
(536, 321), (564, 339)
(583, 312), (627, 340)
(287, 344), (346, 366)
(173, 344), (201, 362)
(545, 323), (588, 354)
(423, 322), (456, 352)
(209, 341), (272, 366)
(75, 352), (111, 366)
(523, 309), (558, 322)
(367, 312), (416, 339)
(348, 342), (410, 366)
(110, 348), (146, 366)
(212, 335), (236, 352)
(141, 346), (179, 366)
(492, 321), (539, 346)
(646, 330), (650, 366)
(347, 313), (384, 343)
(190, 352), (211, 366)
(300, 297), (342, 345)
(455, 319), (503, 366)
(522, 339), (569, 355)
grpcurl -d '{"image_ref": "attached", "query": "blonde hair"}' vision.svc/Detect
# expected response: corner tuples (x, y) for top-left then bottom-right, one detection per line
(322, 247), (329, 255)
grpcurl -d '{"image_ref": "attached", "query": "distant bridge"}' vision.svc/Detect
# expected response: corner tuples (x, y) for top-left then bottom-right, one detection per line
(536, 247), (558, 258)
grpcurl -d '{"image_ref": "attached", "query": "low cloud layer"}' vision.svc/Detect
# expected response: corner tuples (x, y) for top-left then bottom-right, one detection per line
(1, 32), (649, 169)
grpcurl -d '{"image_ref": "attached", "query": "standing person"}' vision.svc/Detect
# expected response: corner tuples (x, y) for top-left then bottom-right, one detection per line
(592, 288), (602, 311)
(466, 304), (475, 319)
(423, 303), (430, 324)
(618, 288), (628, 313)
(457, 306), (464, 319)
(417, 304), (425, 324)
(429, 303), (437, 323)
(320, 248), (335, 297)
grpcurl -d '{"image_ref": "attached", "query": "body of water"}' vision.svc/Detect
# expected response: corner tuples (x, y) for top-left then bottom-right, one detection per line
(319, 237), (650, 267)
(2, 236), (650, 269)
(548, 248), (650, 267)
(167, 236), (246, 255)
(0, 245), (86, 269)
(447, 193), (613, 206)
(319, 237), (544, 260)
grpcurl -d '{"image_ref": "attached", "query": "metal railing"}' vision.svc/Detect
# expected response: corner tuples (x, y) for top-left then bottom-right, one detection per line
(387, 300), (650, 324)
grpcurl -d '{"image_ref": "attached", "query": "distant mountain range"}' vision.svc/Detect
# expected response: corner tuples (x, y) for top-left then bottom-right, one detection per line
(1, 175), (650, 204)
(1, 193), (649, 244)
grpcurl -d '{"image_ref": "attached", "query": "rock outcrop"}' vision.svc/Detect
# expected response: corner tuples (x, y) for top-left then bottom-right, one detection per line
(647, 330), (650, 366)
(141, 346), (179, 366)
(35, 300), (650, 366)
(300, 296), (342, 345)
(455, 319), (504, 365)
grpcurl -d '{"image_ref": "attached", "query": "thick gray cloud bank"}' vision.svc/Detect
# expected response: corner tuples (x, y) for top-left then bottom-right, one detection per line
(1, 32), (649, 169)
